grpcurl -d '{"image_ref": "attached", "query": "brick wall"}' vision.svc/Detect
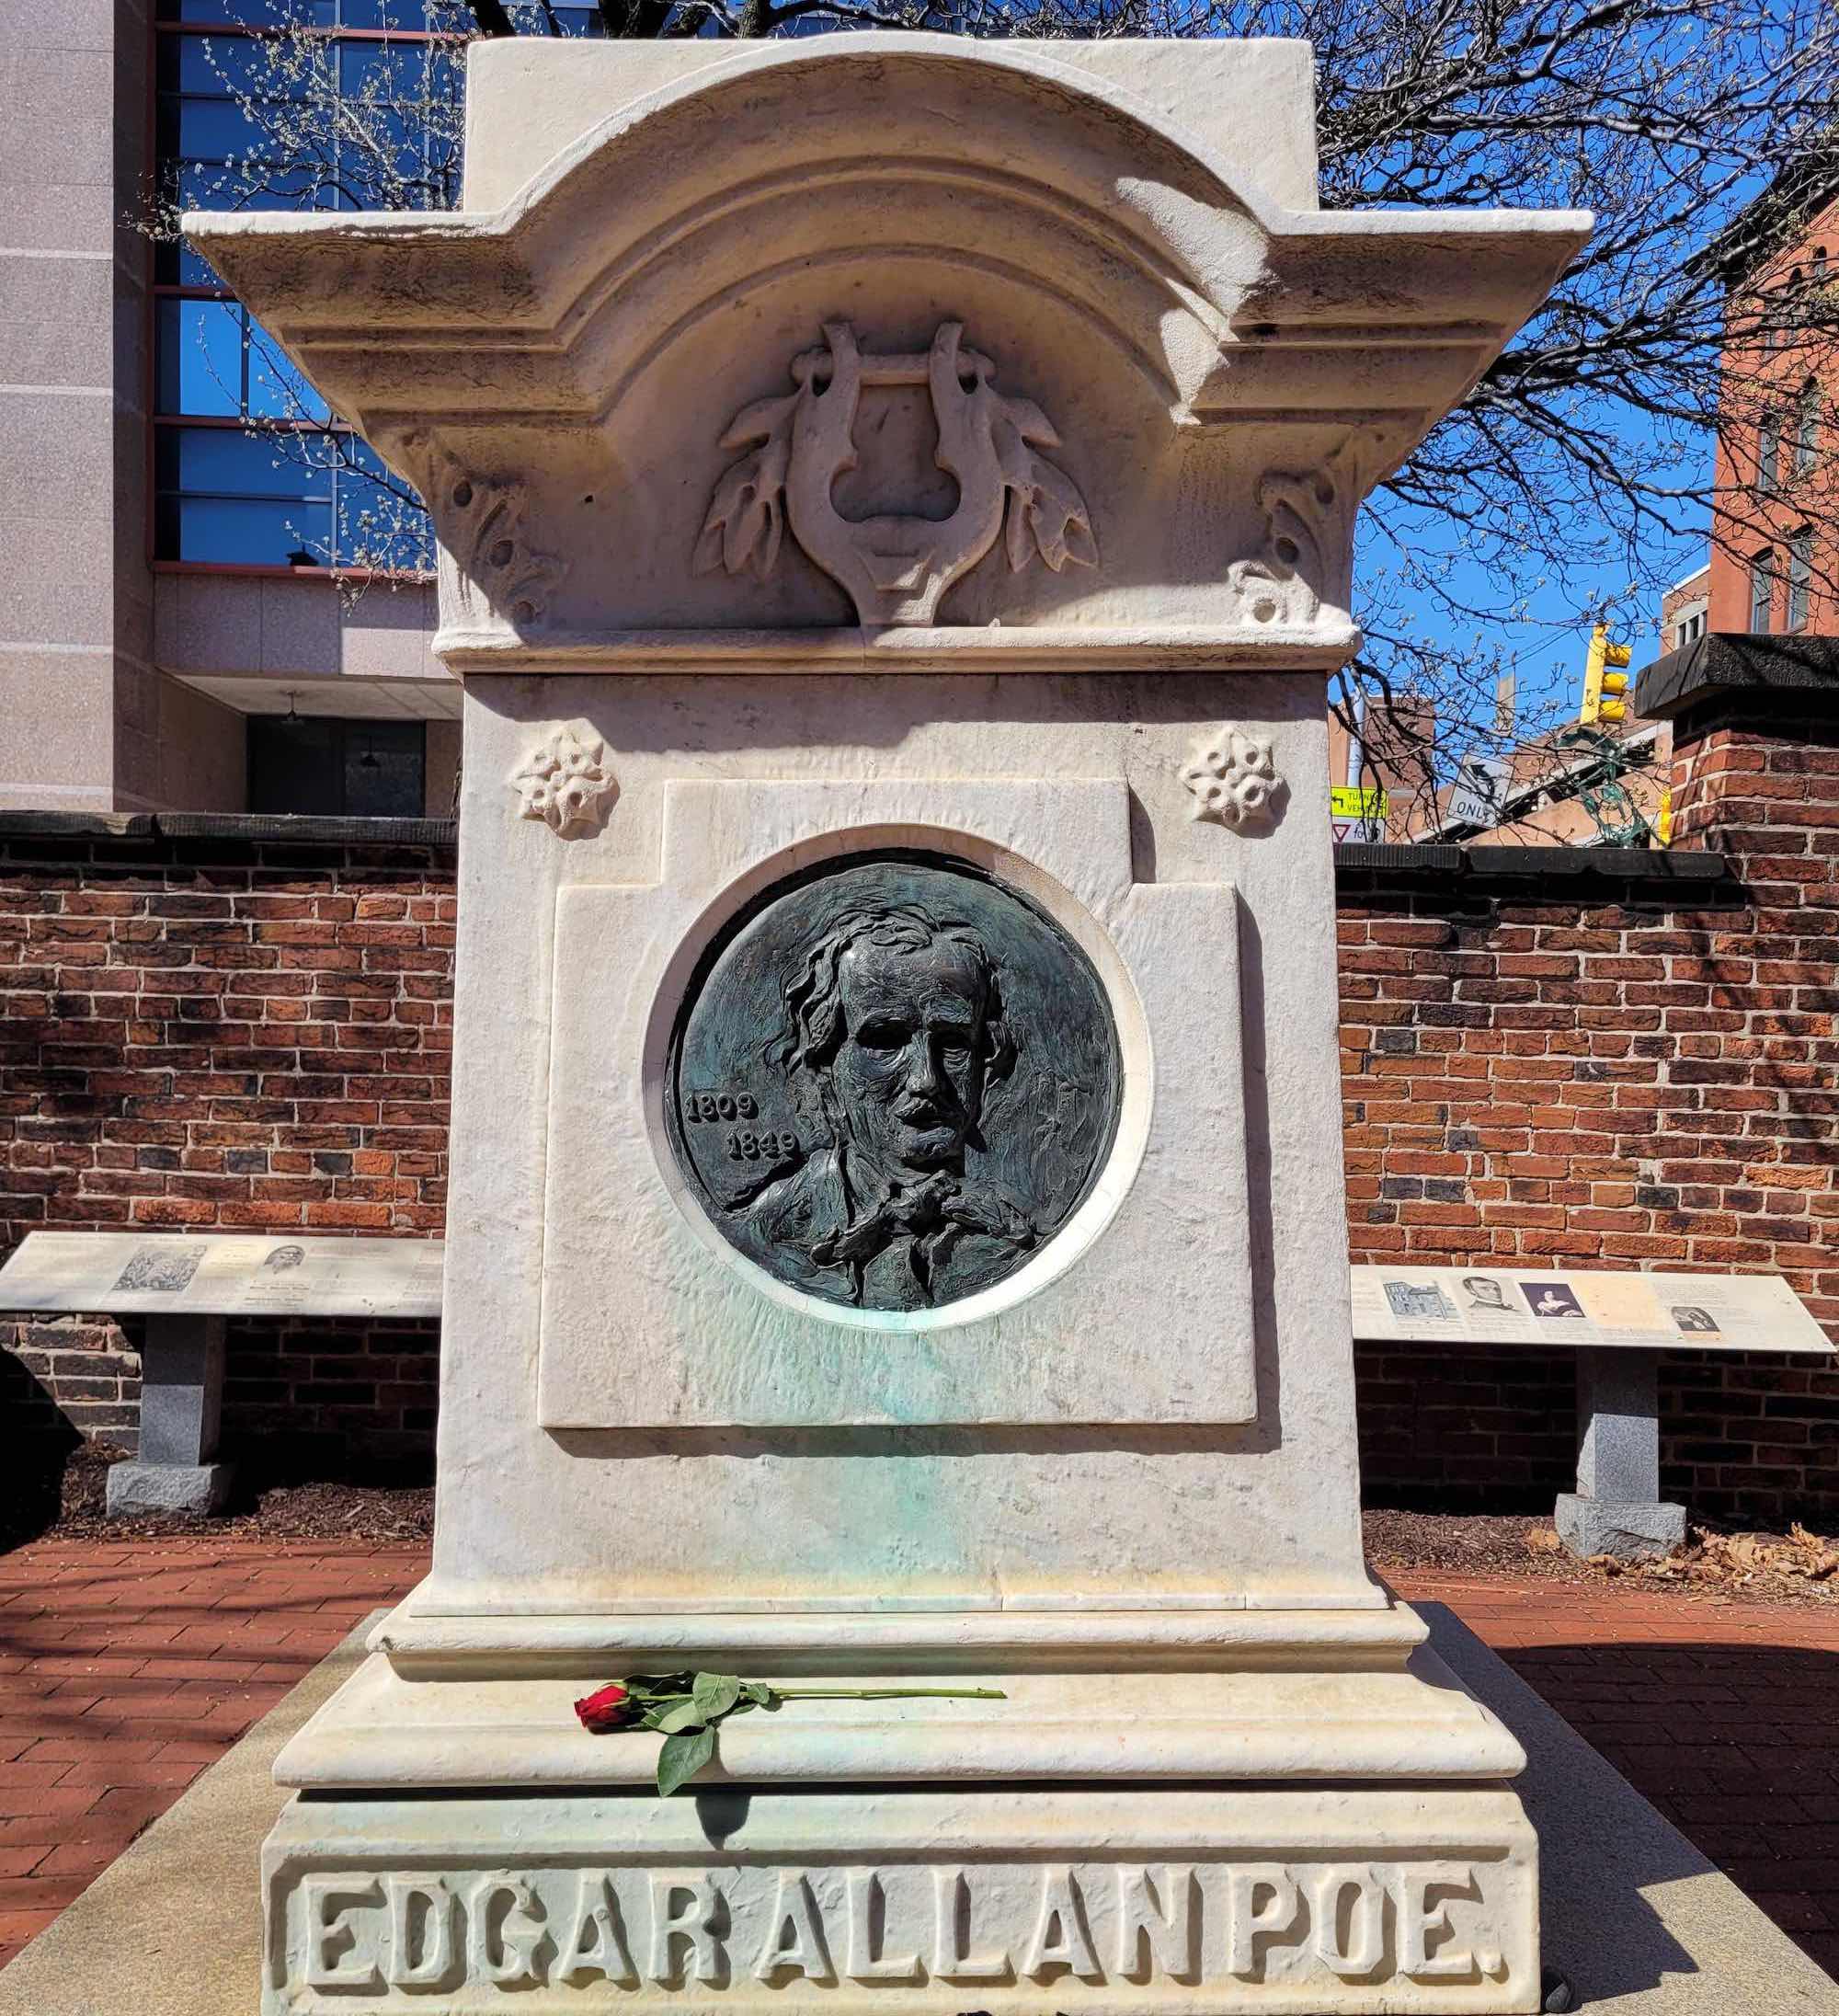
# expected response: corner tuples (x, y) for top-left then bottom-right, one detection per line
(2, 740), (1835, 1524)
(222, 1315), (440, 1476)
(1336, 848), (1839, 1523)
(0, 814), (453, 1474)
(1342, 660), (1839, 1526)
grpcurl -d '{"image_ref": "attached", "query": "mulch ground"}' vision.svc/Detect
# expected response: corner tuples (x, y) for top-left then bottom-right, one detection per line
(0, 1516), (1833, 1984)
(11, 1440), (434, 1548)
(1367, 1507), (1589, 1580)
(1367, 1506), (1839, 1606)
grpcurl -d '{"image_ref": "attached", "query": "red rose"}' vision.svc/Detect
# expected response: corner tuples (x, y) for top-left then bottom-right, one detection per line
(575, 1682), (640, 1733)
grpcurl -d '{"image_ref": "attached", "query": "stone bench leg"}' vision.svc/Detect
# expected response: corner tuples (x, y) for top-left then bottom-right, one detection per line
(1555, 1347), (1685, 1562)
(106, 1313), (234, 1518)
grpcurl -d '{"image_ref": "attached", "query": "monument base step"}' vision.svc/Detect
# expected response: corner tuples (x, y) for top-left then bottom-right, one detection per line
(273, 1639), (1527, 1790)
(262, 1781), (1540, 2013)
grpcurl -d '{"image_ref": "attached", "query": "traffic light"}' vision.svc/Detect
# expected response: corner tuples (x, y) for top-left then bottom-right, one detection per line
(1581, 624), (1633, 725)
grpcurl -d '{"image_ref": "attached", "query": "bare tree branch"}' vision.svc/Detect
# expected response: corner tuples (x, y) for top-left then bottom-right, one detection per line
(153, 0), (1839, 834)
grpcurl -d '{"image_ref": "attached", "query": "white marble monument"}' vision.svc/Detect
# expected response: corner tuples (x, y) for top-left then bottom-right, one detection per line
(188, 35), (1587, 2013)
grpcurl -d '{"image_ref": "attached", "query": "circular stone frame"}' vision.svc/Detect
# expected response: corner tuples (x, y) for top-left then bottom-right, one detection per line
(645, 831), (1151, 1332)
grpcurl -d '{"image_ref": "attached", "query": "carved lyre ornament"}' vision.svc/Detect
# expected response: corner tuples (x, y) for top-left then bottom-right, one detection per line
(697, 321), (1097, 626)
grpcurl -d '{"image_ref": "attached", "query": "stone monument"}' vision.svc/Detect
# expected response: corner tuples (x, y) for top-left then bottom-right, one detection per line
(188, 35), (1588, 2012)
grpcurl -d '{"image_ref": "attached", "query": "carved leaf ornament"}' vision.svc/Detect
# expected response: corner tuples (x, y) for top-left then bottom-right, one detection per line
(408, 436), (566, 629)
(1227, 471), (1335, 627)
(697, 321), (1096, 625)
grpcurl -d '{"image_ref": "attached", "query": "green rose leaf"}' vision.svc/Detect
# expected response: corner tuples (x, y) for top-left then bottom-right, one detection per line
(741, 1681), (780, 1709)
(623, 1671), (697, 1700)
(657, 1724), (717, 1798)
(653, 1700), (708, 1735)
(692, 1672), (742, 1721)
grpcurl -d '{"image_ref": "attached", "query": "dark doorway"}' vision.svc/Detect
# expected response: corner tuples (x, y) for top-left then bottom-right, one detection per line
(247, 716), (425, 817)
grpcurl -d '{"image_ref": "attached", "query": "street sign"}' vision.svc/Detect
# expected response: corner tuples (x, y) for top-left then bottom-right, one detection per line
(1448, 753), (1510, 830)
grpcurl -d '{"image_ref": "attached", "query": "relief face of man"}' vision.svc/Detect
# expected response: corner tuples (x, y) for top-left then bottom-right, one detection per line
(828, 932), (991, 1180)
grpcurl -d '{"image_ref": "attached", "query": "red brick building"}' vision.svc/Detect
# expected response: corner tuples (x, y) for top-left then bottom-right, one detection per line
(1662, 565), (1710, 657)
(1708, 178), (1839, 636)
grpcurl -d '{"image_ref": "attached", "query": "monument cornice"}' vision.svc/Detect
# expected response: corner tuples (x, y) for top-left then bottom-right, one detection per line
(184, 189), (1584, 441)
(431, 624), (1365, 676)
(186, 36), (1587, 659)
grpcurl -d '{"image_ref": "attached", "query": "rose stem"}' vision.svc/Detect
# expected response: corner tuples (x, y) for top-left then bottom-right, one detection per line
(770, 1687), (1007, 1701)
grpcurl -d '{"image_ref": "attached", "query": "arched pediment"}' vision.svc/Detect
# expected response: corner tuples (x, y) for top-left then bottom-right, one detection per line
(186, 35), (1588, 666)
(193, 42), (1281, 427)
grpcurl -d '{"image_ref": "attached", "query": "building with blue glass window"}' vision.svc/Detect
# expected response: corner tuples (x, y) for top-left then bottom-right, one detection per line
(1, 0), (509, 814)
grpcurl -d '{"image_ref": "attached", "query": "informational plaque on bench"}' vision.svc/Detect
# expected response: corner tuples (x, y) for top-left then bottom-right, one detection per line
(1351, 1265), (1832, 1353)
(0, 1231), (444, 1318)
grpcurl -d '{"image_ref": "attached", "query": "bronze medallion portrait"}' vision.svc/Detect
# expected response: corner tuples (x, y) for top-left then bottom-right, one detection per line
(666, 853), (1123, 1312)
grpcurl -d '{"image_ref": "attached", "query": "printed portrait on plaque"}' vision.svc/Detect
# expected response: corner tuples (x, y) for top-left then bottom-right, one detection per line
(666, 853), (1122, 1312)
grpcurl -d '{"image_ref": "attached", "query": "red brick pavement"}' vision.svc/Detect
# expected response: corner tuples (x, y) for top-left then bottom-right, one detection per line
(0, 1537), (425, 1968)
(0, 1541), (1835, 1985)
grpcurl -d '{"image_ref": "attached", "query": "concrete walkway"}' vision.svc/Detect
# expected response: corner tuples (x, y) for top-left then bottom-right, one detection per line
(1391, 1567), (1839, 1984)
(0, 1538), (1834, 1987)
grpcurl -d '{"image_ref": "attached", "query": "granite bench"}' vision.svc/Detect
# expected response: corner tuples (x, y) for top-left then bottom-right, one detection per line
(1351, 1265), (1833, 1558)
(0, 1232), (443, 1518)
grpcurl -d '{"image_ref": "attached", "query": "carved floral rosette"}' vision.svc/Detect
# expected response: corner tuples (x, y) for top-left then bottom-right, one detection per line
(1180, 727), (1286, 830)
(510, 725), (619, 840)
